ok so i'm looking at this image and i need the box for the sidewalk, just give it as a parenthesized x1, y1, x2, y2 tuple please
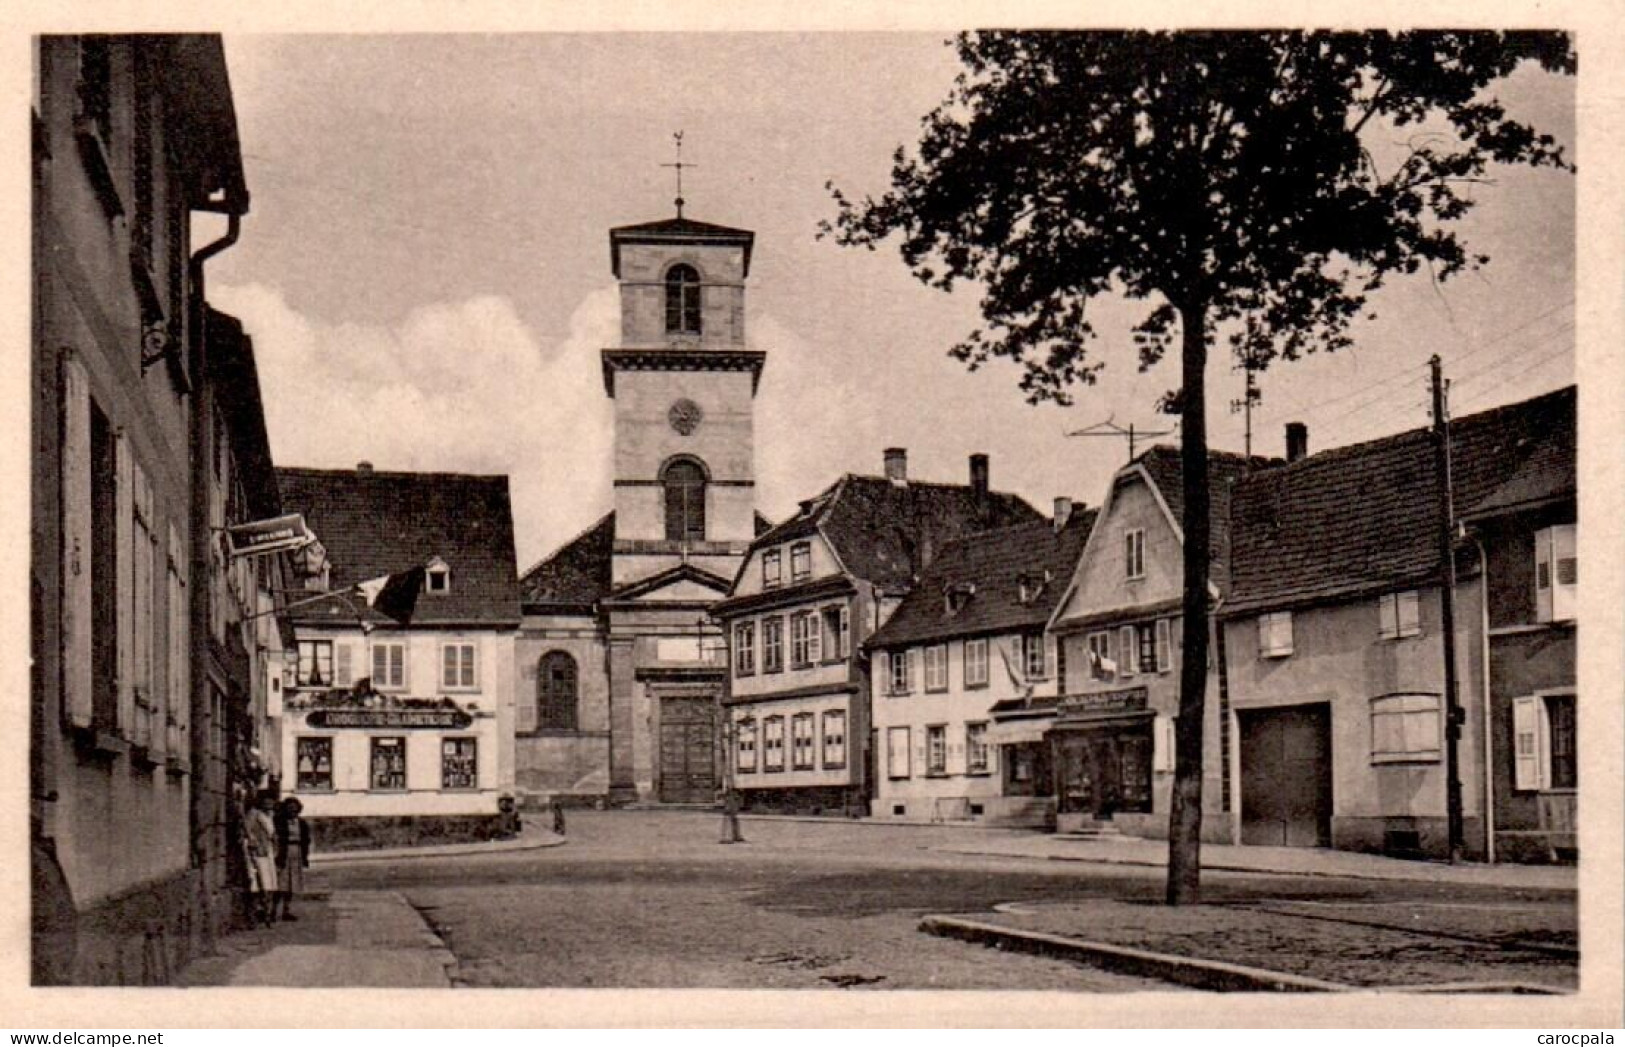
(923, 895, 1578, 992)
(311, 823, 566, 866)
(176, 890, 457, 987)
(932, 830, 1577, 891)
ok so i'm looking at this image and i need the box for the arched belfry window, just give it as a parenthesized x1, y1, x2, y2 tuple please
(663, 457, 707, 542)
(538, 651, 578, 731)
(665, 264, 702, 335)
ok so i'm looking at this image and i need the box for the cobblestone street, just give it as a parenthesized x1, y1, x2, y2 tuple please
(286, 810, 1578, 991)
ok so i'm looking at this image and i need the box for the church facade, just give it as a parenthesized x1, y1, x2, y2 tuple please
(515, 214, 769, 806)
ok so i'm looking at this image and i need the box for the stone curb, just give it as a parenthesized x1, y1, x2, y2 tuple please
(311, 832, 567, 866)
(920, 914, 1356, 993)
(937, 846, 1579, 893)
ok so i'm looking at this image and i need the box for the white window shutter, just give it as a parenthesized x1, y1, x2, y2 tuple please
(1535, 697, 1553, 791)
(60, 353, 94, 728)
(335, 643, 353, 687)
(1119, 625, 1136, 677)
(396, 644, 408, 690)
(1552, 524, 1576, 622)
(1512, 695, 1543, 791)
(1156, 619, 1172, 673)
(1153, 714, 1175, 773)
(1378, 594, 1396, 639)
(115, 430, 134, 733)
(1534, 529, 1553, 623)
(1399, 591, 1421, 637)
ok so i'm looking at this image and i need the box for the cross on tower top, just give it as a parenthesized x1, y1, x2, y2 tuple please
(660, 131, 698, 219)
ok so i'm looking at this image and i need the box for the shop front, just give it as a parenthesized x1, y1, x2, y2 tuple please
(1047, 687, 1156, 833)
(282, 687, 508, 850)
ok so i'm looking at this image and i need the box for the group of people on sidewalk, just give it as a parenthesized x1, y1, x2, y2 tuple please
(244, 793, 312, 926)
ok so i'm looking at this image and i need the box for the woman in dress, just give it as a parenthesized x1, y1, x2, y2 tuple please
(274, 797, 312, 921)
(244, 791, 279, 927)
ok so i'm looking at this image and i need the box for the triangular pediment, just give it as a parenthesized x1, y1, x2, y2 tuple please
(608, 563, 733, 604)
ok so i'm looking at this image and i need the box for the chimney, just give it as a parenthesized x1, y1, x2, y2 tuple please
(969, 453, 989, 501)
(1285, 422, 1308, 464)
(1053, 496, 1073, 532)
(883, 447, 908, 486)
(356, 460, 374, 476)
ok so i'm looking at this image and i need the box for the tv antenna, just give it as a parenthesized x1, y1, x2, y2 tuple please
(1066, 415, 1174, 463)
(1230, 350, 1264, 460)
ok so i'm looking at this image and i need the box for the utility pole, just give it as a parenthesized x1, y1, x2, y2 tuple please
(1430, 355, 1465, 864)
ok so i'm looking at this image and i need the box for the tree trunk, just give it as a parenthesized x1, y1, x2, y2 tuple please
(1166, 298, 1210, 907)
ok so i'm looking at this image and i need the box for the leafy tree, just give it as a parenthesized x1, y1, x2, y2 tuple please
(826, 30, 1573, 904)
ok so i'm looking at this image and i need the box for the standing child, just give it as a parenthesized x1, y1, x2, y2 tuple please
(274, 797, 312, 921)
(244, 792, 279, 927)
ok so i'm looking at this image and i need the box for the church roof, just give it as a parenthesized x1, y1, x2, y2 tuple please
(520, 510, 774, 614)
(609, 216, 756, 278)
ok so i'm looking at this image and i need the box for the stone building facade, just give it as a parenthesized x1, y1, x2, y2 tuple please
(516, 215, 767, 806)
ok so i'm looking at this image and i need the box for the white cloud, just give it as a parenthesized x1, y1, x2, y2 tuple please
(212, 283, 618, 569)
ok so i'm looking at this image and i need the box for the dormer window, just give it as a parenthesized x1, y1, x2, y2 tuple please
(665, 263, 702, 335)
(425, 558, 450, 594)
(944, 582, 975, 615)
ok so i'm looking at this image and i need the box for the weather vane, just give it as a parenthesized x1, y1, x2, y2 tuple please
(661, 131, 697, 218)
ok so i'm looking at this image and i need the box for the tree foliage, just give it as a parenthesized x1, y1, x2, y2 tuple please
(826, 30, 1573, 904)
(826, 30, 1573, 405)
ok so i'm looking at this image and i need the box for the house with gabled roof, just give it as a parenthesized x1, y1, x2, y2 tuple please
(1043, 445, 1271, 841)
(1221, 386, 1573, 861)
(709, 449, 1044, 814)
(866, 501, 1094, 826)
(275, 464, 522, 847)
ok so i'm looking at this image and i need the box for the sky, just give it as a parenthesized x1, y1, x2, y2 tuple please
(206, 33, 1577, 570)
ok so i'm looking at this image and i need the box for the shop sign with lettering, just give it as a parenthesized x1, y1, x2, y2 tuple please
(306, 708, 473, 730)
(1058, 687, 1148, 717)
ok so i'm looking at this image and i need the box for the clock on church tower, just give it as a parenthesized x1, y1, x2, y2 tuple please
(601, 213, 766, 587)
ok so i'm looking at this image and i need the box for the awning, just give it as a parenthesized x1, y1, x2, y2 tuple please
(986, 718, 1053, 745)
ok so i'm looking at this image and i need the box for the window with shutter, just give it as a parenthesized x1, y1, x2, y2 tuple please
(1511, 695, 1545, 791)
(1118, 625, 1136, 677)
(1259, 612, 1294, 657)
(887, 726, 911, 779)
(1534, 525, 1576, 624)
(61, 353, 95, 729)
(335, 643, 354, 687)
(1155, 619, 1172, 673)
(1153, 714, 1176, 773)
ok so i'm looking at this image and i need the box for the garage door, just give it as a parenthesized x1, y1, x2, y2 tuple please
(659, 695, 718, 803)
(1240, 704, 1332, 847)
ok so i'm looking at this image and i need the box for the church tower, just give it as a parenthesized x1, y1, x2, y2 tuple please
(602, 216, 765, 586)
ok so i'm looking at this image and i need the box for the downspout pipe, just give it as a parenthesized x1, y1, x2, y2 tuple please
(186, 207, 242, 896)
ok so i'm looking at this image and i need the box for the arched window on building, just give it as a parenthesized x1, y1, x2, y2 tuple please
(538, 651, 578, 731)
(663, 457, 707, 542)
(665, 264, 702, 335)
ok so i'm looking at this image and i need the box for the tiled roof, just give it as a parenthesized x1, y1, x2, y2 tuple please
(868, 509, 1096, 650)
(1225, 385, 1575, 615)
(751, 474, 1045, 591)
(520, 511, 774, 613)
(1134, 445, 1273, 595)
(1462, 400, 1576, 520)
(519, 513, 616, 612)
(276, 466, 521, 626)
